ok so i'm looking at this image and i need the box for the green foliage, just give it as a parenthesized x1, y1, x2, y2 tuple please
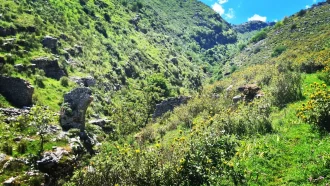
(30, 106, 54, 154)
(60, 76, 69, 87)
(250, 30, 267, 43)
(271, 46, 287, 57)
(297, 83, 330, 131)
(238, 43, 246, 51)
(297, 9, 307, 16)
(0, 64, 14, 76)
(274, 21, 283, 28)
(1, 143, 13, 155)
(271, 65, 303, 108)
(68, 130, 243, 185)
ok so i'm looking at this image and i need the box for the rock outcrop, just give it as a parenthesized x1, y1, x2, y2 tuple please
(71, 76, 96, 87)
(31, 57, 66, 80)
(42, 36, 58, 52)
(0, 27, 16, 37)
(0, 76, 34, 107)
(153, 96, 191, 119)
(60, 88, 93, 131)
(234, 84, 264, 103)
(37, 147, 75, 181)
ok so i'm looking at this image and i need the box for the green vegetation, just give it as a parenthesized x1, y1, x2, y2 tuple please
(250, 30, 267, 43)
(1, 0, 330, 185)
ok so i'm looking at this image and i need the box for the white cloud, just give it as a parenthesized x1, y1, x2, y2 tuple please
(212, 3, 225, 15)
(225, 8, 235, 19)
(313, 0, 316, 3)
(248, 14, 267, 22)
(305, 5, 310, 9)
(219, 0, 228, 4)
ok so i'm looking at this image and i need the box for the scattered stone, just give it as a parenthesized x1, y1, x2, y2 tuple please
(153, 96, 191, 119)
(226, 85, 233, 92)
(31, 57, 66, 80)
(14, 64, 25, 72)
(233, 95, 243, 103)
(0, 108, 30, 117)
(89, 119, 111, 128)
(13, 136, 22, 142)
(3, 177, 16, 186)
(0, 76, 34, 107)
(60, 88, 93, 131)
(71, 77, 96, 87)
(130, 14, 141, 25)
(2, 158, 27, 173)
(0, 154, 7, 167)
(42, 36, 58, 52)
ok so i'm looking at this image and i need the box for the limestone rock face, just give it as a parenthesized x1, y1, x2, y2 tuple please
(31, 57, 66, 80)
(37, 147, 74, 181)
(153, 96, 191, 119)
(0, 26, 16, 37)
(42, 36, 58, 52)
(0, 76, 34, 107)
(71, 76, 96, 87)
(234, 84, 264, 103)
(60, 88, 93, 131)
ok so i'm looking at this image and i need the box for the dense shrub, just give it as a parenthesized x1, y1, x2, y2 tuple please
(68, 130, 244, 185)
(271, 66, 303, 108)
(250, 30, 267, 43)
(271, 46, 287, 57)
(238, 43, 246, 51)
(297, 9, 307, 16)
(60, 76, 69, 87)
(297, 83, 330, 131)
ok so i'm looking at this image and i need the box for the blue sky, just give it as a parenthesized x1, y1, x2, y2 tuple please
(200, 0, 325, 24)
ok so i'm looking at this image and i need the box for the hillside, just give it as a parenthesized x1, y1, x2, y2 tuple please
(1, 0, 330, 185)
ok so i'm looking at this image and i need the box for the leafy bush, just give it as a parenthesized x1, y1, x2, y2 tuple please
(291, 23, 297, 30)
(297, 9, 307, 16)
(238, 43, 246, 51)
(17, 141, 28, 154)
(1, 143, 13, 155)
(68, 130, 244, 185)
(34, 75, 45, 88)
(250, 30, 267, 43)
(319, 66, 330, 85)
(60, 76, 69, 87)
(271, 46, 287, 57)
(297, 83, 330, 131)
(271, 66, 303, 108)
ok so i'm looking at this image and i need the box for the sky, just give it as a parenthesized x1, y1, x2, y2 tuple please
(200, 0, 325, 24)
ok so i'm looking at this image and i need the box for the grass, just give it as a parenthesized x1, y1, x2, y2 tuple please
(236, 73, 330, 185)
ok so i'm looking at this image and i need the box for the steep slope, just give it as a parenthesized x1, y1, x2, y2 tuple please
(233, 20, 275, 34)
(231, 2, 330, 69)
(0, 0, 239, 184)
(63, 2, 330, 186)
(0, 0, 237, 108)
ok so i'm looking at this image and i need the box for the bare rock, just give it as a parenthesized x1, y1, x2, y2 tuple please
(71, 76, 96, 87)
(0, 76, 34, 107)
(31, 57, 66, 80)
(42, 36, 58, 52)
(153, 96, 191, 119)
(3, 177, 17, 186)
(60, 88, 93, 131)
(233, 95, 243, 104)
(37, 147, 74, 180)
(0, 27, 16, 37)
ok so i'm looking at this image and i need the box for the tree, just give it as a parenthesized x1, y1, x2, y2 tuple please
(30, 106, 53, 155)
